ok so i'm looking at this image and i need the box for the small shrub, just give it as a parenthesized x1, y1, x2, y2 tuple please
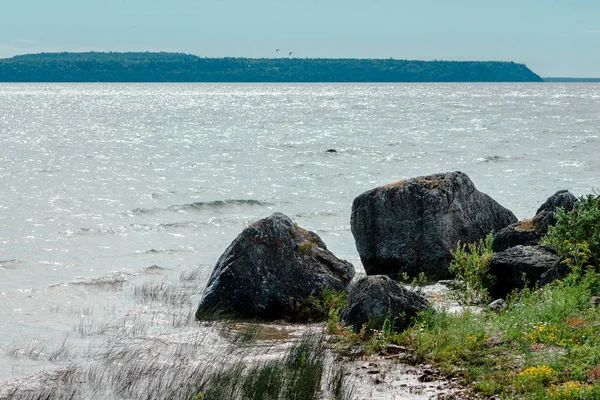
(399, 271, 429, 288)
(448, 233, 494, 304)
(410, 272, 428, 287)
(515, 365, 558, 391)
(541, 194, 600, 275)
(293, 289, 347, 323)
(298, 241, 313, 255)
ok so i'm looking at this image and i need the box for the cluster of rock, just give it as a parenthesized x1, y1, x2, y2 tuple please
(349, 172, 576, 300)
(487, 190, 577, 298)
(195, 171, 578, 332)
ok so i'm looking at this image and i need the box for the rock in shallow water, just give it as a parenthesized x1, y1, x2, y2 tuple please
(341, 275, 429, 332)
(196, 212, 355, 320)
(351, 171, 517, 280)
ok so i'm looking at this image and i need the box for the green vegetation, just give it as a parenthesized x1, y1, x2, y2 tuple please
(398, 272, 600, 398)
(448, 232, 495, 304)
(541, 193, 600, 273)
(328, 273, 600, 398)
(298, 241, 314, 256)
(0, 52, 543, 82)
(401, 271, 429, 287)
(193, 333, 353, 400)
(292, 288, 348, 325)
(392, 195, 600, 398)
(321, 194, 600, 398)
(194, 336, 321, 400)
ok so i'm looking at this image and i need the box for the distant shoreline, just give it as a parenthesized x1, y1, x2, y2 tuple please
(544, 77, 600, 82)
(0, 52, 543, 83)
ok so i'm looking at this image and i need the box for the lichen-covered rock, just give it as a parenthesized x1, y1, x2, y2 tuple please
(351, 171, 517, 280)
(196, 212, 355, 320)
(488, 245, 560, 299)
(341, 275, 429, 332)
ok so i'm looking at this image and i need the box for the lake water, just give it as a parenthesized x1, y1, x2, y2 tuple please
(1, 83, 599, 394)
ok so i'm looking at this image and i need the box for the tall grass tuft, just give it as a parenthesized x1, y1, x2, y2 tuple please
(193, 334, 329, 400)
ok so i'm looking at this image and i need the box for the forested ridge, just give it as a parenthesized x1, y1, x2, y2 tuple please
(0, 52, 543, 82)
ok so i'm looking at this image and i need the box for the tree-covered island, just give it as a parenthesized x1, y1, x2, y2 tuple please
(0, 52, 543, 82)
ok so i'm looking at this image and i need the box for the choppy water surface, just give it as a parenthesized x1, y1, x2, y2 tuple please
(1, 83, 599, 395)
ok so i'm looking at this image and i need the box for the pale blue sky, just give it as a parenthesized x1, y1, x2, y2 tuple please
(1, 0, 599, 77)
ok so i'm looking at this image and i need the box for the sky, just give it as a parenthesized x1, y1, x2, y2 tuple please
(1, 0, 599, 77)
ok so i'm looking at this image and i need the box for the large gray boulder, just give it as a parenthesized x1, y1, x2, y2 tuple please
(341, 275, 429, 332)
(351, 171, 517, 280)
(492, 190, 577, 252)
(196, 213, 355, 320)
(488, 245, 560, 299)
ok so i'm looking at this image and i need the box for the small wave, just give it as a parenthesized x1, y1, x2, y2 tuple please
(49, 272, 129, 288)
(69, 221, 198, 236)
(478, 155, 509, 163)
(142, 265, 169, 274)
(559, 161, 585, 168)
(295, 210, 337, 218)
(127, 221, 198, 230)
(135, 247, 197, 255)
(48, 264, 170, 288)
(129, 199, 269, 215)
(158, 221, 195, 228)
(169, 199, 269, 211)
(73, 227, 111, 235)
(129, 207, 159, 215)
(316, 225, 351, 233)
(0, 259, 20, 269)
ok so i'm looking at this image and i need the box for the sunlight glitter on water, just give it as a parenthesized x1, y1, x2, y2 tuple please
(1, 83, 599, 387)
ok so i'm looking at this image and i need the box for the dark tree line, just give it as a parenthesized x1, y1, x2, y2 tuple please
(0, 52, 543, 82)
